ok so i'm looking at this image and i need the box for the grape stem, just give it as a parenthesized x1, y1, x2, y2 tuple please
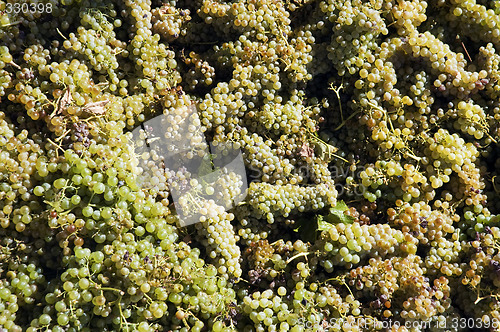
(329, 82, 344, 123)
(492, 176, 499, 193)
(333, 109, 361, 131)
(47, 138, 65, 157)
(324, 275, 354, 298)
(270, 239, 284, 246)
(0, 21, 21, 27)
(285, 251, 311, 265)
(8, 61, 20, 69)
(116, 293, 130, 331)
(473, 285, 499, 304)
(368, 101, 422, 161)
(95, 286, 125, 296)
(56, 28, 67, 40)
(486, 132, 498, 144)
(307, 133, 348, 163)
(55, 129, 72, 142)
(457, 35, 472, 62)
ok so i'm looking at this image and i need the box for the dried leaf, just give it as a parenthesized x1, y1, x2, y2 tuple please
(299, 142, 314, 158)
(310, 135, 338, 161)
(55, 87, 73, 115)
(82, 100, 109, 114)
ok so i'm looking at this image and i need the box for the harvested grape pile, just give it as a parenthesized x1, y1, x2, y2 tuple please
(2, 0, 500, 331)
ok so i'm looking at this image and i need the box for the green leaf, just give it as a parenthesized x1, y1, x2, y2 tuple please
(324, 200, 355, 225)
(317, 214, 334, 231)
(198, 153, 215, 177)
(293, 201, 354, 242)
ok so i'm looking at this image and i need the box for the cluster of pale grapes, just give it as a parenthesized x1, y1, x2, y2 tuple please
(2, 0, 500, 331)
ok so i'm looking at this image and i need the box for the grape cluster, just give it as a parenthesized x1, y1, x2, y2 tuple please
(152, 4, 191, 43)
(316, 223, 410, 270)
(246, 182, 337, 223)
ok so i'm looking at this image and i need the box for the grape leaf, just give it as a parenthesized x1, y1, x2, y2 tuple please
(82, 100, 109, 114)
(54, 86, 73, 116)
(320, 200, 354, 228)
(317, 214, 333, 232)
(293, 201, 354, 242)
(298, 142, 314, 158)
(198, 153, 217, 177)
